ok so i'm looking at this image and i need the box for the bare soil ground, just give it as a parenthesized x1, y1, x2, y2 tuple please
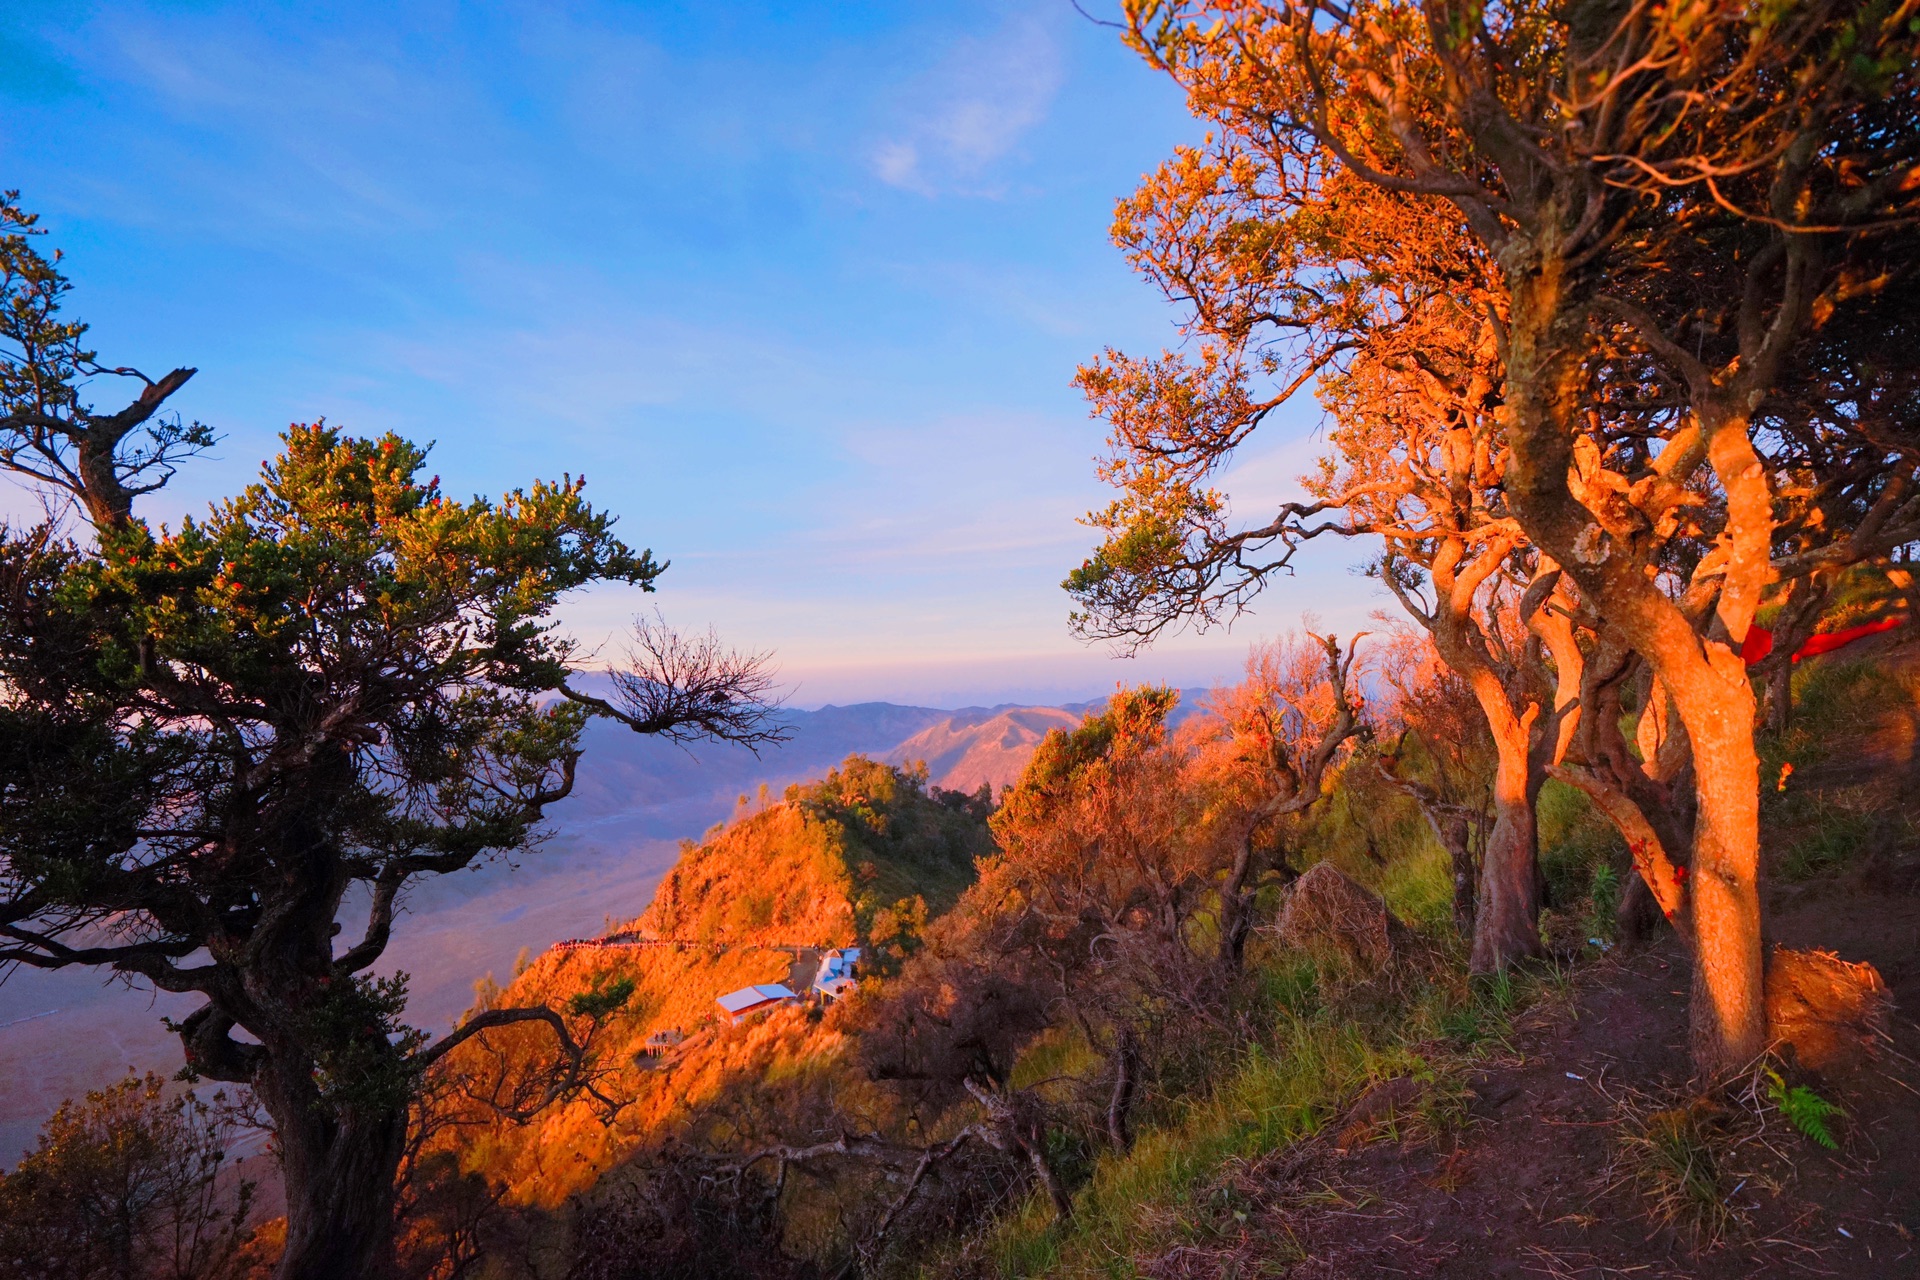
(1148, 647, 1920, 1280)
(1261, 908, 1920, 1280)
(1148, 895, 1920, 1279)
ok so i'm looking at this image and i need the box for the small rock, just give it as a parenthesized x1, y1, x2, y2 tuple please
(1766, 945, 1892, 1072)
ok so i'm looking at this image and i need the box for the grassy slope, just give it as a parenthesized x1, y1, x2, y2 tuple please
(962, 644, 1920, 1279)
(965, 824, 1552, 1278)
(456, 647, 1920, 1272)
(918, 713, 1635, 1277)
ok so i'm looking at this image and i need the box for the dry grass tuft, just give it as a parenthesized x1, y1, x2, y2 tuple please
(1605, 1065, 1805, 1247)
(1274, 861, 1419, 978)
(1620, 1096, 1739, 1241)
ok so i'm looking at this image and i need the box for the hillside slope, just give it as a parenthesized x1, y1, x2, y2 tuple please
(435, 755, 993, 1206)
(0, 698, 1064, 1160)
(966, 645, 1920, 1279)
(639, 755, 990, 947)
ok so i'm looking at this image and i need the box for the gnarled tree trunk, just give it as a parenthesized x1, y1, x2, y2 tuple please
(1440, 697, 1541, 974)
(1106, 1024, 1138, 1153)
(1660, 646, 1767, 1073)
(264, 1082, 408, 1280)
(1503, 269, 1770, 1073)
(1470, 718, 1545, 973)
(1217, 821, 1261, 972)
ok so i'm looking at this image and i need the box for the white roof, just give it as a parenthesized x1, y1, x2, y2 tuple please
(716, 984, 798, 1014)
(815, 975, 857, 999)
(821, 947, 862, 975)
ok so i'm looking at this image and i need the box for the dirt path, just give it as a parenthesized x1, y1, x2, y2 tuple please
(1173, 884, 1920, 1280)
(784, 947, 823, 993)
(1137, 649, 1920, 1278)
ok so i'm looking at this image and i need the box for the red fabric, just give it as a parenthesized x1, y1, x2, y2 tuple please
(1791, 615, 1902, 662)
(1740, 615, 1906, 668)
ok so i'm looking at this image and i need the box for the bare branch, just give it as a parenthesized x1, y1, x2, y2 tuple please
(415, 1004, 583, 1074)
(565, 611, 789, 751)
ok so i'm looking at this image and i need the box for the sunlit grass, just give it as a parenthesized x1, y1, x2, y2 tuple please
(1758, 656, 1920, 881)
(970, 956, 1547, 1280)
(951, 832, 1567, 1280)
(1375, 836, 1454, 929)
(1537, 778, 1626, 915)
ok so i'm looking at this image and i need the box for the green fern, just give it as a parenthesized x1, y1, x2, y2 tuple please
(1765, 1070, 1841, 1149)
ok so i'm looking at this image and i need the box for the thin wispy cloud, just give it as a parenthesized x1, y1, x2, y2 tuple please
(870, 9, 1064, 196)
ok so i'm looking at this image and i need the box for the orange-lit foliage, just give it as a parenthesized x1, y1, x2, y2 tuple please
(859, 655, 1362, 1164)
(1116, 0, 1920, 1074)
(643, 755, 985, 956)
(1065, 36, 1574, 972)
(1369, 627, 1497, 933)
(1182, 633, 1368, 966)
(981, 685, 1203, 970)
(421, 757, 989, 1212)
(421, 656, 1388, 1270)
(1188, 634, 1362, 817)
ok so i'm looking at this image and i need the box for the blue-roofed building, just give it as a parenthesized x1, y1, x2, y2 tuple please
(814, 974, 858, 1002)
(715, 983, 798, 1025)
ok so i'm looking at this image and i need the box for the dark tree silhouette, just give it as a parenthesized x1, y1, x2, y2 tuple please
(0, 199, 785, 1280)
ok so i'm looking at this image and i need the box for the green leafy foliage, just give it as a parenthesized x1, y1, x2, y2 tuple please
(1537, 779, 1627, 911)
(1, 412, 681, 1270)
(791, 755, 990, 944)
(0, 1074, 257, 1280)
(1766, 1070, 1842, 1149)
(640, 755, 990, 968)
(568, 975, 638, 1023)
(300, 973, 430, 1113)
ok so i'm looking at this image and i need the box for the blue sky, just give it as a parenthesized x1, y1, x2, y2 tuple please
(1, 0, 1377, 707)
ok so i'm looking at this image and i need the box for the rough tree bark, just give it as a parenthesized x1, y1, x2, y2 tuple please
(1503, 255, 1769, 1071)
(1409, 537, 1552, 974)
(964, 1078, 1073, 1222)
(266, 1079, 409, 1278)
(1470, 706, 1544, 973)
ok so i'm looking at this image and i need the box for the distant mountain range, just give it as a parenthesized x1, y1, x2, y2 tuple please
(563, 686, 1213, 831)
(884, 704, 1087, 792)
(0, 690, 1213, 1160)
(560, 697, 1111, 839)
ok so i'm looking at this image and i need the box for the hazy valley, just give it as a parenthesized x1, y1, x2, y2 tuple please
(0, 695, 1117, 1158)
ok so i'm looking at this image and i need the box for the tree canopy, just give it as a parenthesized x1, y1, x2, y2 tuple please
(0, 196, 783, 1280)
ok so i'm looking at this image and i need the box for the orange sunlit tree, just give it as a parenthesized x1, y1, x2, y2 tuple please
(1088, 0, 1920, 1074)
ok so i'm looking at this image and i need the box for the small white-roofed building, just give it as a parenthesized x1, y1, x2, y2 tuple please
(812, 948, 863, 1002)
(715, 983, 798, 1025)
